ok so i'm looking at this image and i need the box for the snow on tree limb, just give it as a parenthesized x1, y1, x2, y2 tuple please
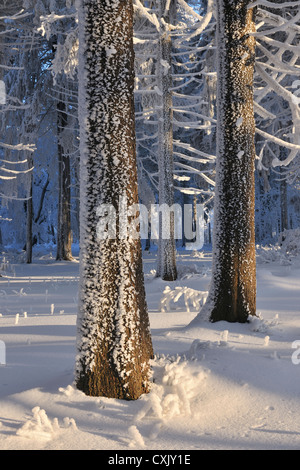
(254, 9, 300, 36)
(256, 63, 300, 111)
(253, 101, 276, 120)
(175, 161, 215, 186)
(174, 0, 214, 46)
(256, 128, 300, 152)
(0, 175, 16, 180)
(0, 142, 36, 152)
(133, 0, 160, 31)
(0, 193, 31, 201)
(256, 43, 300, 75)
(0, 166, 33, 175)
(176, 0, 204, 21)
(0, 9, 32, 21)
(249, 0, 300, 8)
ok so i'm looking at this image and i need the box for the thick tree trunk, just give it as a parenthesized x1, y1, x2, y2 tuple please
(210, 0, 257, 322)
(192, 0, 257, 324)
(156, 0, 177, 281)
(75, 0, 153, 400)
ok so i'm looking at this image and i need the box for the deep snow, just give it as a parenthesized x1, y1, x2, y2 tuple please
(0, 241, 300, 450)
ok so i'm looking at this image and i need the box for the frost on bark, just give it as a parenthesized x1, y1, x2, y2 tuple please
(75, 0, 153, 400)
(156, 0, 177, 282)
(196, 0, 257, 323)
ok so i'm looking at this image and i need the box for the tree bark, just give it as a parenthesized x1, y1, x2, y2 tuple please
(34, 176, 49, 224)
(75, 0, 153, 400)
(192, 0, 257, 324)
(56, 94, 73, 261)
(156, 0, 177, 281)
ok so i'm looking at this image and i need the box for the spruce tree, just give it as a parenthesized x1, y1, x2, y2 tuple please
(75, 0, 153, 399)
(192, 0, 257, 324)
(156, 0, 177, 281)
(210, 0, 257, 322)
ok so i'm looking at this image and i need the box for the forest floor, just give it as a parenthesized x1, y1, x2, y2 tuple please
(0, 240, 300, 450)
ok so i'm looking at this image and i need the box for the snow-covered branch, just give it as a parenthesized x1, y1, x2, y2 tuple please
(133, 0, 160, 31)
(0, 142, 36, 152)
(249, 0, 300, 9)
(256, 128, 300, 151)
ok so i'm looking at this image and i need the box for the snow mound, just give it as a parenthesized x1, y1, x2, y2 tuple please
(0, 254, 16, 277)
(187, 338, 219, 358)
(176, 262, 211, 280)
(177, 263, 209, 280)
(159, 286, 208, 312)
(278, 228, 300, 256)
(136, 356, 208, 423)
(128, 425, 145, 448)
(257, 228, 300, 265)
(256, 245, 289, 265)
(248, 312, 280, 334)
(16, 406, 77, 442)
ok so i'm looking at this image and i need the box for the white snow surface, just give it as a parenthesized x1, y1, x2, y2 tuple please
(0, 242, 300, 450)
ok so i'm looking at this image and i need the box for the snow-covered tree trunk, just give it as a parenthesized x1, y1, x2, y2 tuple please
(156, 0, 177, 281)
(194, 0, 257, 323)
(56, 93, 73, 261)
(75, 0, 153, 399)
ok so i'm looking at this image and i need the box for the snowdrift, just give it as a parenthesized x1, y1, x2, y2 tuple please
(0, 236, 300, 450)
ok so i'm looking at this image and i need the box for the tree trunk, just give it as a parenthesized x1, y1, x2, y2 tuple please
(280, 168, 288, 233)
(75, 0, 153, 400)
(193, 0, 257, 324)
(26, 152, 33, 264)
(0, 16, 4, 252)
(156, 0, 177, 281)
(34, 176, 49, 224)
(56, 94, 73, 261)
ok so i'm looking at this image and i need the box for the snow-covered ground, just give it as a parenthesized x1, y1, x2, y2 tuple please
(0, 240, 300, 450)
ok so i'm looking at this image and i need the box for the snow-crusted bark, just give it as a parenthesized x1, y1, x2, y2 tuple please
(75, 0, 153, 399)
(192, 0, 257, 323)
(156, 0, 177, 281)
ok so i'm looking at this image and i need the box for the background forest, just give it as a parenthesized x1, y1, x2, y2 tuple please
(1, 0, 300, 263)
